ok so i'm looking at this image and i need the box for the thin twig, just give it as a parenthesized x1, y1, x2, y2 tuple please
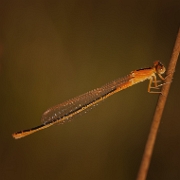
(136, 28, 180, 180)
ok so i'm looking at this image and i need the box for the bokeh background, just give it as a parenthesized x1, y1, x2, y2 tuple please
(0, 1, 180, 180)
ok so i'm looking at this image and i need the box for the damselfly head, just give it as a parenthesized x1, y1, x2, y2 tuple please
(154, 61, 166, 74)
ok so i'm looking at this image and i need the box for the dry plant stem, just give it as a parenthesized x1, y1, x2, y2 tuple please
(136, 28, 180, 180)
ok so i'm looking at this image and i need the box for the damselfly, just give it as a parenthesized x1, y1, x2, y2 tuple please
(12, 61, 166, 139)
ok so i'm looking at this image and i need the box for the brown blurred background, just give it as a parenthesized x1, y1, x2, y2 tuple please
(0, 1, 180, 180)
